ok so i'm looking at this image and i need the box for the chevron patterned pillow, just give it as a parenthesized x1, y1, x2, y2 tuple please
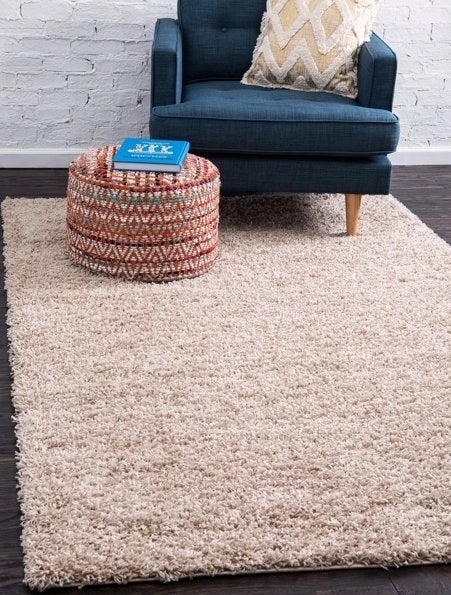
(241, 0, 380, 98)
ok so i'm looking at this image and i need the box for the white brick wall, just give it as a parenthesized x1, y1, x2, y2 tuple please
(375, 0, 451, 150)
(0, 0, 450, 156)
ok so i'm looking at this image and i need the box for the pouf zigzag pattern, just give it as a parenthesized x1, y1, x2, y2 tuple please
(66, 146, 220, 282)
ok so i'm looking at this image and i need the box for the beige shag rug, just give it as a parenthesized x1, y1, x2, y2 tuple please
(2, 193, 451, 591)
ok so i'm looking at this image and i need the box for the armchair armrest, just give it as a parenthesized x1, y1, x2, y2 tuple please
(357, 33, 397, 111)
(151, 18, 183, 109)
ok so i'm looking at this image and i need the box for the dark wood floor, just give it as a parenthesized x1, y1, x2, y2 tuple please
(0, 167, 450, 595)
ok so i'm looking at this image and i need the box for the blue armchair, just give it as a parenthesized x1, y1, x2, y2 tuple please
(150, 0, 400, 235)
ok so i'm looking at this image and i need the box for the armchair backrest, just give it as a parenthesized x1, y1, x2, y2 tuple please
(178, 0, 266, 83)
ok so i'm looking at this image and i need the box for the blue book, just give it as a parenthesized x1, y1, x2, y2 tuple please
(113, 138, 190, 173)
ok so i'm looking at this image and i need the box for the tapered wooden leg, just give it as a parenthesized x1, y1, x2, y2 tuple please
(345, 194, 362, 236)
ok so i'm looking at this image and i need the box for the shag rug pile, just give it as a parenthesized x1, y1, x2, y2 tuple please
(2, 194, 451, 591)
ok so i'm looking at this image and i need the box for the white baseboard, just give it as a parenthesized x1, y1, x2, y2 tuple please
(389, 147, 451, 166)
(0, 148, 86, 168)
(0, 146, 450, 168)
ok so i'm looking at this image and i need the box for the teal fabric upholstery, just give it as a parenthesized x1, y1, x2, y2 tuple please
(150, 18, 183, 108)
(151, 81, 399, 157)
(150, 2, 400, 195)
(198, 154, 393, 195)
(358, 33, 398, 110)
(178, 0, 266, 82)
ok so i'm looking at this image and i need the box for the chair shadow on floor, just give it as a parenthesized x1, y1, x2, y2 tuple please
(219, 192, 349, 238)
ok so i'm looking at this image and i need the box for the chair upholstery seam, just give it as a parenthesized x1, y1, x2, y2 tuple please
(151, 112, 399, 125)
(190, 148, 394, 156)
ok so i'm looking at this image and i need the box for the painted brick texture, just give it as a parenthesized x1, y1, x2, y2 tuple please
(0, 0, 450, 150)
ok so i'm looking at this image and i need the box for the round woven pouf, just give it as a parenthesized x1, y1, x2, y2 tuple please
(66, 146, 220, 282)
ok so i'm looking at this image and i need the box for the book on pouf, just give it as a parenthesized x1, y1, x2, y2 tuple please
(113, 138, 190, 173)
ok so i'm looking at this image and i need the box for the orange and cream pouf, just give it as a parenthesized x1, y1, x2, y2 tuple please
(66, 146, 220, 282)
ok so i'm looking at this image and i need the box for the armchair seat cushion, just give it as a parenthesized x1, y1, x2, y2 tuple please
(150, 80, 399, 157)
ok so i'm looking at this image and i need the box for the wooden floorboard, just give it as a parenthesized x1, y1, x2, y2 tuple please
(0, 166, 449, 594)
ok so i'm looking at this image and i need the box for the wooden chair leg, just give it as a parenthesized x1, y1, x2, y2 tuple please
(345, 194, 362, 236)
